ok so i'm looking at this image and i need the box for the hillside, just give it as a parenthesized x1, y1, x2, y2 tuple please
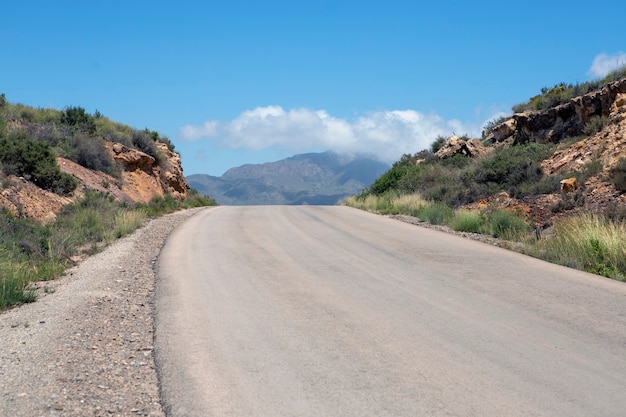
(0, 97, 215, 310)
(348, 68, 626, 280)
(0, 99, 192, 222)
(188, 152, 390, 205)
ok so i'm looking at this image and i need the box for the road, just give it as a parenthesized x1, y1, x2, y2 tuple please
(155, 206, 626, 416)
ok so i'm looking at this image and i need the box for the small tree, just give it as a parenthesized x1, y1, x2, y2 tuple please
(61, 106, 96, 135)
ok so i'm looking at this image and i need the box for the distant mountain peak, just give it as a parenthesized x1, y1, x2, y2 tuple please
(187, 152, 389, 205)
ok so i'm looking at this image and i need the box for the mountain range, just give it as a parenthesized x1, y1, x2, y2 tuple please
(187, 152, 390, 205)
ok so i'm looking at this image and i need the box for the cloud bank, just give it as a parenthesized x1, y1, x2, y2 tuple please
(179, 106, 482, 163)
(588, 52, 626, 79)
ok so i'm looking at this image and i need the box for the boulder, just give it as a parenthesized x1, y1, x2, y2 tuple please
(435, 135, 488, 159)
(484, 118, 516, 143)
(108, 143, 156, 171)
(560, 177, 579, 193)
(610, 92, 626, 121)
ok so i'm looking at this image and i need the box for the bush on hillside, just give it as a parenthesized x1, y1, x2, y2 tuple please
(71, 136, 119, 176)
(610, 157, 626, 192)
(430, 135, 447, 153)
(0, 134, 77, 195)
(470, 142, 553, 198)
(369, 154, 417, 195)
(583, 115, 612, 136)
(61, 106, 96, 134)
(132, 130, 162, 164)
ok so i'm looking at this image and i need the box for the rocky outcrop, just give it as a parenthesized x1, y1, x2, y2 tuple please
(486, 78, 626, 145)
(611, 92, 626, 122)
(435, 135, 489, 159)
(110, 143, 155, 171)
(542, 94, 626, 176)
(155, 143, 189, 197)
(103, 141, 190, 204)
(0, 139, 190, 223)
(486, 119, 516, 143)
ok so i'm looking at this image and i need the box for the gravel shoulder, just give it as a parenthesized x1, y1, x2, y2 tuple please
(0, 207, 205, 417)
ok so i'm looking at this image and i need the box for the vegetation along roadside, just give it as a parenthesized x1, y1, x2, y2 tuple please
(0, 95, 217, 310)
(345, 65, 626, 282)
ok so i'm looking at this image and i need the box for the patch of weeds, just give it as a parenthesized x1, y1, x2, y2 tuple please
(583, 115, 611, 135)
(610, 157, 626, 192)
(450, 210, 484, 233)
(417, 203, 454, 225)
(483, 209, 528, 239)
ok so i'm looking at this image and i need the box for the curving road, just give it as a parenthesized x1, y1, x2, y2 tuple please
(155, 206, 626, 416)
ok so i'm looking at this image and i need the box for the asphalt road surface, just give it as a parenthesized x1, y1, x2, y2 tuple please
(155, 206, 626, 416)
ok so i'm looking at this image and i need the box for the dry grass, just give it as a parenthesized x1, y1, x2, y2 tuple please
(114, 209, 147, 238)
(533, 214, 626, 279)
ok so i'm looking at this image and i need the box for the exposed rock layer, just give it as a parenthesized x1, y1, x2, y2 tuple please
(0, 140, 190, 223)
(485, 78, 626, 145)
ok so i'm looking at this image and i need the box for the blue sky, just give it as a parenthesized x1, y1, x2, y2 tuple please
(1, 1, 625, 176)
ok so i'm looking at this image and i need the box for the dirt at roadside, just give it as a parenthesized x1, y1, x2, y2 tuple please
(0, 208, 203, 417)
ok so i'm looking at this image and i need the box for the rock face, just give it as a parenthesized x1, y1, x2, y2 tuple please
(536, 90, 626, 214)
(486, 78, 626, 145)
(155, 143, 188, 197)
(435, 135, 489, 159)
(110, 143, 155, 171)
(105, 141, 190, 203)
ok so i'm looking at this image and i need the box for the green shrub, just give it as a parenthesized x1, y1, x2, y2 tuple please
(472, 142, 553, 198)
(142, 194, 179, 216)
(483, 209, 528, 239)
(450, 210, 484, 233)
(16, 104, 37, 123)
(183, 188, 217, 207)
(0, 248, 36, 309)
(430, 135, 447, 153)
(0, 207, 49, 257)
(583, 115, 611, 135)
(576, 160, 603, 185)
(369, 157, 414, 195)
(132, 130, 162, 163)
(417, 203, 454, 225)
(0, 134, 77, 195)
(610, 157, 626, 192)
(72, 136, 118, 176)
(95, 117, 133, 146)
(61, 106, 96, 134)
(24, 123, 72, 150)
(159, 136, 175, 151)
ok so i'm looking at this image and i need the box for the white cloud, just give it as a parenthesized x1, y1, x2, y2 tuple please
(178, 106, 480, 163)
(588, 52, 626, 79)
